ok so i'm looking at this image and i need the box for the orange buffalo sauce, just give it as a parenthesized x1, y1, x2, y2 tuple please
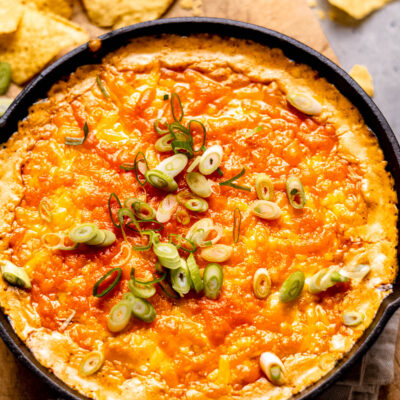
(10, 63, 364, 392)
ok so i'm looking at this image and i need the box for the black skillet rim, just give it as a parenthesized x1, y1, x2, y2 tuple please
(1, 17, 400, 400)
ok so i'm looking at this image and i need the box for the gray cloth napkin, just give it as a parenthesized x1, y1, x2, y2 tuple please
(321, 309, 400, 400)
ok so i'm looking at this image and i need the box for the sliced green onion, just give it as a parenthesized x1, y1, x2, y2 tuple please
(343, 311, 365, 327)
(131, 297, 156, 322)
(153, 242, 181, 269)
(260, 352, 285, 385)
(233, 208, 241, 244)
(42, 232, 79, 251)
(145, 169, 178, 192)
(217, 168, 223, 177)
(117, 207, 140, 240)
(86, 229, 106, 246)
(1, 261, 31, 289)
(188, 120, 207, 153)
(38, 200, 53, 223)
(199, 145, 223, 175)
(129, 279, 156, 298)
(169, 233, 197, 253)
(286, 177, 306, 209)
(176, 209, 190, 225)
(255, 173, 274, 201)
(187, 156, 201, 173)
(157, 154, 188, 178)
(126, 219, 164, 233)
(130, 230, 154, 251)
(65, 122, 89, 146)
(163, 94, 169, 101)
(96, 75, 110, 98)
(341, 264, 370, 281)
(186, 218, 222, 247)
(124, 197, 140, 210)
(251, 200, 282, 220)
(122, 292, 136, 305)
(203, 263, 223, 299)
(96, 230, 116, 247)
(201, 244, 232, 263)
(219, 167, 251, 192)
(111, 242, 132, 267)
(79, 351, 104, 376)
(172, 140, 194, 159)
(107, 300, 132, 332)
(132, 201, 156, 221)
(159, 280, 180, 300)
(253, 268, 271, 299)
(108, 193, 122, 228)
(154, 118, 170, 135)
(155, 133, 174, 152)
(287, 92, 322, 115)
(92, 267, 122, 297)
(186, 172, 211, 198)
(308, 268, 348, 294)
(134, 152, 148, 187)
(134, 271, 167, 286)
(245, 125, 263, 139)
(279, 271, 305, 303)
(171, 93, 184, 122)
(184, 197, 209, 213)
(187, 253, 204, 293)
(0, 62, 11, 95)
(120, 163, 135, 171)
(156, 194, 178, 223)
(69, 223, 99, 243)
(171, 259, 191, 296)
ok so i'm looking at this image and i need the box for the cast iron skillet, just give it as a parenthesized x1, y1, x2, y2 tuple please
(0, 17, 399, 400)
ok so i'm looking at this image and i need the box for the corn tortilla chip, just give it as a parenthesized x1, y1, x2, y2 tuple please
(0, 0, 23, 34)
(21, 0, 73, 19)
(328, 0, 392, 19)
(0, 4, 88, 84)
(82, 0, 174, 28)
(349, 65, 374, 97)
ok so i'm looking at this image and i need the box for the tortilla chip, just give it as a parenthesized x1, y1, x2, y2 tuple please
(349, 65, 374, 97)
(0, 4, 88, 84)
(0, 0, 23, 34)
(21, 0, 73, 19)
(328, 0, 392, 19)
(82, 0, 174, 28)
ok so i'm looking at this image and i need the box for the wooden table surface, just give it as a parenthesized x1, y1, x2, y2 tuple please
(0, 0, 398, 398)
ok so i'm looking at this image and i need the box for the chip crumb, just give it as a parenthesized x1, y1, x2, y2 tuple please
(328, 0, 391, 20)
(349, 65, 374, 97)
(180, 0, 203, 16)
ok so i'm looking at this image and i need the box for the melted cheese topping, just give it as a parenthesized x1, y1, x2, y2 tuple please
(0, 35, 397, 400)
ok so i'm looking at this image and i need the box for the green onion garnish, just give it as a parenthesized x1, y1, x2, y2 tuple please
(159, 280, 180, 300)
(203, 263, 223, 299)
(108, 193, 122, 228)
(132, 268, 167, 286)
(155, 133, 174, 152)
(92, 267, 122, 298)
(187, 253, 204, 293)
(69, 223, 99, 243)
(171, 92, 184, 122)
(38, 199, 53, 223)
(255, 173, 274, 201)
(217, 167, 223, 177)
(157, 154, 188, 178)
(253, 268, 271, 299)
(107, 300, 132, 332)
(188, 119, 207, 153)
(170, 259, 191, 296)
(153, 242, 181, 269)
(154, 118, 170, 135)
(134, 152, 148, 187)
(279, 271, 305, 303)
(96, 75, 110, 98)
(65, 122, 89, 146)
(163, 94, 169, 100)
(118, 207, 140, 240)
(233, 207, 241, 243)
(1, 261, 31, 289)
(343, 311, 365, 327)
(129, 268, 156, 299)
(286, 176, 306, 209)
(184, 197, 209, 213)
(132, 201, 156, 221)
(168, 233, 197, 253)
(145, 169, 178, 192)
(120, 163, 135, 171)
(79, 351, 104, 376)
(245, 125, 263, 139)
(131, 297, 156, 322)
(219, 167, 251, 192)
(199, 145, 223, 175)
(176, 209, 190, 225)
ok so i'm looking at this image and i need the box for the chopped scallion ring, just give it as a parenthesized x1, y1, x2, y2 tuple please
(233, 208, 241, 244)
(188, 120, 207, 153)
(79, 351, 104, 376)
(255, 173, 274, 201)
(171, 93, 184, 122)
(186, 172, 211, 198)
(157, 154, 188, 178)
(107, 300, 132, 332)
(120, 163, 135, 171)
(86, 229, 106, 246)
(69, 223, 99, 243)
(131, 297, 156, 322)
(38, 199, 53, 223)
(287, 92, 322, 115)
(199, 145, 223, 175)
(131, 230, 154, 251)
(253, 268, 271, 299)
(286, 176, 306, 209)
(42, 232, 79, 251)
(169, 233, 197, 253)
(155, 133, 174, 152)
(279, 271, 305, 303)
(187, 156, 201, 173)
(65, 122, 89, 146)
(154, 118, 170, 135)
(1, 261, 31, 289)
(201, 244, 233, 263)
(96, 230, 116, 247)
(343, 311, 365, 327)
(92, 267, 122, 298)
(153, 242, 181, 269)
(132, 201, 156, 221)
(203, 263, 223, 299)
(219, 167, 251, 192)
(176, 209, 190, 225)
(251, 200, 282, 220)
(159, 280, 180, 299)
(129, 278, 156, 299)
(118, 207, 140, 239)
(260, 352, 286, 385)
(96, 75, 110, 98)
(134, 152, 149, 187)
(171, 259, 191, 296)
(108, 193, 122, 228)
(184, 197, 209, 213)
(156, 194, 178, 223)
(187, 253, 204, 293)
(341, 264, 370, 281)
(308, 268, 348, 294)
(145, 169, 178, 192)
